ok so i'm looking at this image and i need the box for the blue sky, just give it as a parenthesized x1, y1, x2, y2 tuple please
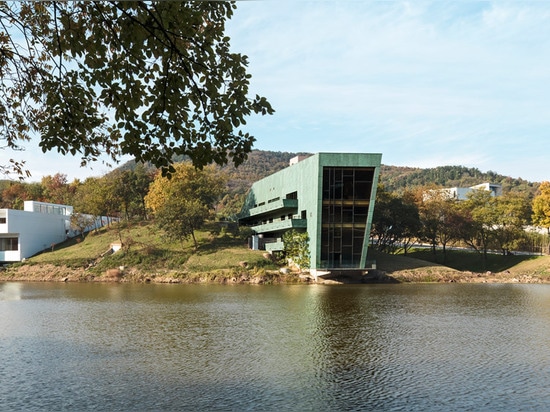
(226, 0, 550, 183)
(7, 1, 550, 183)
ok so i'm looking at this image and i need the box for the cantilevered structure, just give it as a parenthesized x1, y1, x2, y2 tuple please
(239, 152, 382, 279)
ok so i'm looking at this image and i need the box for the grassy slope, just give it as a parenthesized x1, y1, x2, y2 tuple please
(4, 221, 280, 282)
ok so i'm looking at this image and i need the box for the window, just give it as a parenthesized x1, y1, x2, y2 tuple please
(0, 237, 18, 251)
(0, 217, 6, 224)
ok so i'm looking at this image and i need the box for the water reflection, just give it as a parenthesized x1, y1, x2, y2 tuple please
(0, 282, 21, 300)
(0, 282, 549, 411)
(307, 284, 550, 410)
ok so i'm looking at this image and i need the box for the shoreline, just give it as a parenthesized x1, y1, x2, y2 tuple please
(1, 263, 549, 284)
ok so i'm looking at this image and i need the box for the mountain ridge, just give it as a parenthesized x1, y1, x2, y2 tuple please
(117, 150, 540, 196)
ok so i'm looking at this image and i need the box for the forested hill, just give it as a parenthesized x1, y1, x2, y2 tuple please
(117, 150, 310, 195)
(221, 152, 540, 196)
(217, 151, 311, 195)
(380, 164, 539, 195)
(118, 150, 540, 196)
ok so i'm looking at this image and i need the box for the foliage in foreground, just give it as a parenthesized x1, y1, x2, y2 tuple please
(0, 2, 273, 176)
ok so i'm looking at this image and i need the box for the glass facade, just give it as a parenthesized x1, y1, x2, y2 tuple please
(321, 167, 374, 268)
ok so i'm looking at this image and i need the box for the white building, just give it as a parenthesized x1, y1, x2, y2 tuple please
(0, 201, 74, 262)
(0, 200, 120, 262)
(440, 183, 502, 201)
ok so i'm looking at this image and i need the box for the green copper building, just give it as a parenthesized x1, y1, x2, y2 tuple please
(239, 152, 382, 279)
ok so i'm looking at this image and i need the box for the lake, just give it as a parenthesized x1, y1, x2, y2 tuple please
(1, 282, 549, 411)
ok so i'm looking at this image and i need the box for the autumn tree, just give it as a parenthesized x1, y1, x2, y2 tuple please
(145, 162, 225, 250)
(0, 182, 30, 209)
(532, 181, 550, 253)
(533, 182, 550, 232)
(41, 173, 78, 205)
(0, 2, 273, 176)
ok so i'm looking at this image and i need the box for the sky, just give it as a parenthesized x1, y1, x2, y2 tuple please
(4, 0, 550, 183)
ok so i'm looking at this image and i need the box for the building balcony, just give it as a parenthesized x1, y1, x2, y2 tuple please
(251, 218, 306, 234)
(265, 240, 284, 252)
(246, 198, 298, 219)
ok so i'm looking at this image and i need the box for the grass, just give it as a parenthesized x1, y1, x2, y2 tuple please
(403, 247, 544, 273)
(21, 220, 277, 276)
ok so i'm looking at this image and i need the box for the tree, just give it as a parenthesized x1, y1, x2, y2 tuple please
(371, 185, 421, 254)
(73, 177, 120, 227)
(460, 189, 498, 264)
(533, 182, 550, 232)
(408, 185, 470, 262)
(145, 162, 225, 250)
(120, 164, 155, 220)
(532, 181, 550, 253)
(0, 2, 273, 176)
(283, 229, 310, 270)
(217, 192, 246, 221)
(492, 192, 531, 255)
(41, 173, 77, 205)
(70, 212, 95, 239)
(104, 167, 154, 221)
(156, 198, 209, 250)
(415, 187, 451, 255)
(0, 182, 30, 209)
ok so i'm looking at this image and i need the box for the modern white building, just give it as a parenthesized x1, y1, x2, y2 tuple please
(440, 183, 502, 201)
(0, 201, 73, 262)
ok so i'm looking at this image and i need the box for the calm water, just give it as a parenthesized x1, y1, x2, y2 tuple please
(1, 282, 549, 411)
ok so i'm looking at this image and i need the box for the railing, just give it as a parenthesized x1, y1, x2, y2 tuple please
(246, 198, 298, 218)
(251, 218, 306, 234)
(265, 240, 284, 252)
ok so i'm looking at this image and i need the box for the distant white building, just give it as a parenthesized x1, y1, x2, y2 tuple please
(440, 183, 502, 201)
(0, 201, 72, 262)
(0, 201, 117, 262)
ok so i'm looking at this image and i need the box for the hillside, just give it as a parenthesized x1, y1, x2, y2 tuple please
(379, 164, 539, 195)
(117, 150, 541, 198)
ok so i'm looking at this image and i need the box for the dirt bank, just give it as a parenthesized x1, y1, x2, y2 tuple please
(2, 263, 548, 284)
(0, 264, 308, 284)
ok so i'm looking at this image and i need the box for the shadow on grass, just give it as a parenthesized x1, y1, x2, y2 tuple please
(196, 235, 246, 255)
(36, 235, 89, 255)
(404, 249, 539, 273)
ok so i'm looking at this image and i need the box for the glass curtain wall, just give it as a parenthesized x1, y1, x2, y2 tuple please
(321, 167, 374, 268)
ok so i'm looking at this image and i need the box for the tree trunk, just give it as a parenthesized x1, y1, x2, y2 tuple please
(191, 230, 198, 251)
